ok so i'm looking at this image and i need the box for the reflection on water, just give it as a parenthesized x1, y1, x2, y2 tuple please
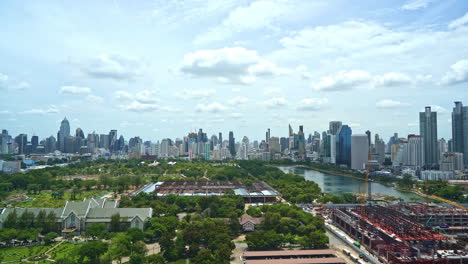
(277, 166, 419, 201)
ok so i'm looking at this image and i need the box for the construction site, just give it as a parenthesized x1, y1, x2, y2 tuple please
(330, 204, 468, 263)
(324, 149, 468, 263)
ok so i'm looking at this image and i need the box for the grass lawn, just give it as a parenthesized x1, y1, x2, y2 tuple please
(0, 244, 51, 262)
(13, 190, 107, 208)
(49, 242, 77, 260)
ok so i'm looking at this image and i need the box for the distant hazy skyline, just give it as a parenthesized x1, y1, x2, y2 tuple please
(1, 0, 468, 141)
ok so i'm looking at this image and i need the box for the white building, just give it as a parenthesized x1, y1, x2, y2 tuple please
(351, 134, 369, 170)
(440, 152, 464, 171)
(407, 135, 424, 169)
(420, 170, 456, 181)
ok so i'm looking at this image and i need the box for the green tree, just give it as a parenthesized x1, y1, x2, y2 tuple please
(76, 240, 108, 264)
(110, 213, 121, 232)
(3, 210, 18, 229)
(44, 232, 58, 245)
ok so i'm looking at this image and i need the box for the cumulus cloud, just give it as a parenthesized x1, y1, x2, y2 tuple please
(176, 88, 216, 99)
(448, 12, 468, 29)
(262, 97, 287, 108)
(76, 55, 144, 81)
(0, 73, 8, 89)
(229, 112, 243, 118)
(313, 70, 413, 91)
(401, 0, 433, 10)
(195, 102, 227, 113)
(228, 96, 249, 105)
(179, 47, 289, 85)
(440, 59, 468, 85)
(376, 99, 410, 109)
(60, 85, 92, 95)
(20, 105, 59, 115)
(15, 82, 30, 90)
(297, 98, 329, 111)
(194, 0, 326, 44)
(114, 90, 164, 112)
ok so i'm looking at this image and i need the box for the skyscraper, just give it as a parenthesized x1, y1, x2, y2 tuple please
(452, 101, 468, 166)
(266, 128, 270, 143)
(365, 130, 371, 147)
(329, 121, 342, 135)
(76, 128, 85, 139)
(420, 106, 438, 166)
(58, 117, 70, 152)
(336, 125, 352, 167)
(298, 125, 305, 156)
(228, 131, 235, 158)
(109, 130, 117, 151)
(407, 135, 424, 169)
(351, 134, 369, 170)
(218, 132, 223, 146)
(15, 134, 27, 154)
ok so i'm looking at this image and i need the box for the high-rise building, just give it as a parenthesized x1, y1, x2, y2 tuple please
(440, 152, 464, 171)
(228, 131, 235, 158)
(269, 137, 280, 155)
(218, 132, 222, 146)
(351, 134, 369, 171)
(31, 135, 39, 153)
(323, 134, 336, 164)
(58, 117, 70, 152)
(0, 130, 9, 154)
(329, 121, 342, 135)
(452, 101, 468, 166)
(45, 136, 57, 153)
(76, 128, 85, 139)
(109, 130, 117, 151)
(374, 134, 386, 165)
(365, 130, 371, 147)
(420, 106, 438, 166)
(336, 125, 352, 167)
(407, 135, 424, 169)
(298, 125, 305, 156)
(15, 134, 27, 154)
(279, 137, 288, 152)
(266, 128, 270, 143)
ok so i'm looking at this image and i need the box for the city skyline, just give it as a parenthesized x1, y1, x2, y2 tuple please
(1, 0, 468, 140)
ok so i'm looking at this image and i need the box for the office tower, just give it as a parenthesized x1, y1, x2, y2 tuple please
(117, 135, 125, 151)
(228, 131, 235, 157)
(109, 130, 117, 151)
(387, 133, 399, 153)
(87, 133, 99, 153)
(45, 136, 57, 153)
(298, 125, 305, 156)
(448, 139, 453, 152)
(365, 130, 371, 147)
(31, 135, 39, 153)
(218, 132, 222, 146)
(64, 136, 75, 153)
(15, 134, 27, 154)
(440, 152, 464, 171)
(100, 134, 110, 149)
(452, 101, 468, 166)
(266, 128, 270, 143)
(279, 137, 288, 152)
(329, 121, 342, 135)
(288, 124, 293, 137)
(438, 138, 447, 160)
(323, 134, 336, 164)
(336, 125, 352, 167)
(269, 137, 280, 155)
(58, 117, 70, 152)
(253, 140, 259, 149)
(420, 106, 438, 166)
(0, 130, 9, 154)
(75, 128, 85, 139)
(351, 134, 369, 170)
(407, 135, 424, 169)
(160, 139, 170, 157)
(210, 135, 218, 150)
(374, 134, 386, 165)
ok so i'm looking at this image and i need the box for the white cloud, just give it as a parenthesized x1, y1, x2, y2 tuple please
(297, 98, 329, 111)
(20, 105, 59, 115)
(15, 81, 30, 90)
(262, 97, 287, 108)
(194, 0, 326, 44)
(313, 70, 414, 91)
(179, 47, 289, 85)
(0, 73, 8, 89)
(373, 72, 412, 87)
(123, 101, 159, 112)
(176, 88, 216, 99)
(263, 87, 283, 97)
(440, 59, 468, 85)
(60, 85, 92, 95)
(77, 55, 144, 81)
(229, 112, 243, 118)
(114, 91, 133, 101)
(0, 110, 11, 115)
(408, 122, 418, 127)
(135, 90, 159, 104)
(401, 0, 433, 10)
(448, 12, 468, 29)
(376, 99, 409, 109)
(86, 94, 104, 103)
(313, 70, 373, 91)
(195, 102, 227, 113)
(422, 105, 448, 114)
(228, 96, 249, 105)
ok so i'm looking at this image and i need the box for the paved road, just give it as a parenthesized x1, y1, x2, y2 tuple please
(231, 235, 247, 264)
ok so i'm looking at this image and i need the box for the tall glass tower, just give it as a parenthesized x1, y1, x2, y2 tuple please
(336, 125, 352, 167)
(452, 101, 468, 166)
(420, 106, 438, 167)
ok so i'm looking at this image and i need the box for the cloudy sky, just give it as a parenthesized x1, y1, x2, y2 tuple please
(1, 0, 468, 142)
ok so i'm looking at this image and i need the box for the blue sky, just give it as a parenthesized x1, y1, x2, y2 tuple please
(1, 0, 468, 142)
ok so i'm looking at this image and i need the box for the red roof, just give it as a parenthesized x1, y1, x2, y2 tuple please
(243, 249, 336, 257)
(245, 258, 346, 264)
(240, 214, 263, 225)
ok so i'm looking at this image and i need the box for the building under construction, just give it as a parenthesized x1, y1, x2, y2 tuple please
(391, 202, 468, 228)
(331, 205, 468, 263)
